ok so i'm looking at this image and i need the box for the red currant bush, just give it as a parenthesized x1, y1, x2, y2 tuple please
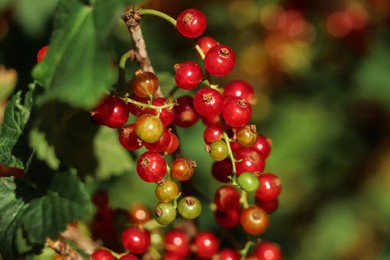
(204, 44, 236, 77)
(176, 9, 207, 38)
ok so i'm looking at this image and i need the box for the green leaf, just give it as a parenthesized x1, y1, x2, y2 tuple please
(32, 0, 131, 109)
(0, 169, 90, 259)
(0, 84, 35, 169)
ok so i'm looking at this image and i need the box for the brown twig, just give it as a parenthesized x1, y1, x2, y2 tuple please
(123, 7, 164, 98)
(46, 238, 85, 260)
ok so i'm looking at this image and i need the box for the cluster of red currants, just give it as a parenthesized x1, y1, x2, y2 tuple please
(36, 7, 283, 260)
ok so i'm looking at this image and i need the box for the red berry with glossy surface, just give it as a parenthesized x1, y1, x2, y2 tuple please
(176, 9, 207, 38)
(235, 148, 265, 175)
(223, 80, 256, 105)
(253, 241, 282, 260)
(171, 158, 197, 181)
(197, 36, 219, 56)
(37, 45, 49, 63)
(251, 134, 272, 159)
(91, 248, 115, 260)
(174, 61, 203, 90)
(144, 127, 171, 153)
(164, 131, 179, 154)
(119, 124, 143, 151)
(136, 151, 167, 182)
(195, 231, 220, 259)
(203, 123, 223, 144)
(236, 125, 258, 147)
(240, 205, 269, 235)
(127, 93, 151, 117)
(256, 173, 282, 202)
(129, 202, 151, 225)
(222, 97, 252, 128)
(151, 97, 176, 126)
(119, 254, 139, 260)
(255, 197, 279, 214)
(214, 185, 241, 211)
(164, 229, 191, 258)
(174, 95, 199, 128)
(204, 44, 236, 77)
(121, 226, 151, 254)
(131, 71, 159, 98)
(134, 114, 164, 143)
(194, 87, 224, 117)
(91, 96, 129, 128)
(218, 248, 241, 260)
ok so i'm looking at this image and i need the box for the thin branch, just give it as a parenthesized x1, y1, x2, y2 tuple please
(46, 238, 85, 260)
(123, 7, 164, 98)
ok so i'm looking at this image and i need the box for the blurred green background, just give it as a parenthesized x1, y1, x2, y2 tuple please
(1, 0, 390, 259)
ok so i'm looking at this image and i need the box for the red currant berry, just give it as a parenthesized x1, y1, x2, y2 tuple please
(118, 254, 139, 260)
(155, 179, 180, 203)
(236, 125, 258, 147)
(255, 197, 279, 214)
(202, 114, 222, 126)
(235, 148, 265, 175)
(214, 207, 240, 228)
(176, 9, 207, 38)
(119, 124, 143, 151)
(177, 196, 202, 219)
(91, 96, 129, 128)
(214, 185, 241, 211)
(92, 189, 109, 208)
(211, 159, 233, 182)
(255, 173, 282, 202)
(218, 248, 241, 260)
(194, 87, 224, 117)
(144, 127, 171, 153)
(134, 114, 164, 143)
(237, 171, 260, 192)
(129, 202, 151, 225)
(203, 123, 223, 145)
(164, 130, 179, 154)
(174, 61, 203, 90)
(151, 97, 175, 126)
(91, 248, 115, 260)
(251, 134, 272, 159)
(164, 229, 191, 258)
(222, 97, 252, 128)
(37, 45, 49, 63)
(240, 205, 269, 235)
(224, 80, 256, 105)
(121, 226, 151, 254)
(204, 44, 236, 77)
(136, 151, 167, 182)
(174, 95, 199, 128)
(207, 140, 229, 161)
(131, 71, 159, 98)
(154, 202, 177, 225)
(194, 231, 220, 259)
(171, 158, 197, 181)
(197, 36, 219, 56)
(253, 241, 282, 260)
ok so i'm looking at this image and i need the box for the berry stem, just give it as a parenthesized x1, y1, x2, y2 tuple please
(239, 241, 255, 260)
(123, 97, 175, 110)
(240, 190, 249, 208)
(139, 9, 177, 27)
(222, 132, 237, 177)
(119, 50, 134, 70)
(195, 44, 205, 60)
